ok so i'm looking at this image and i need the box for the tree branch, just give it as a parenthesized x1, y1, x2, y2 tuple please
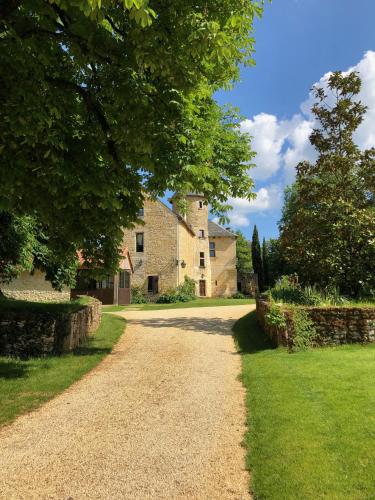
(46, 77, 121, 168)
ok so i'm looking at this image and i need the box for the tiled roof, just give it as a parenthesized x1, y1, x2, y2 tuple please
(208, 220, 236, 238)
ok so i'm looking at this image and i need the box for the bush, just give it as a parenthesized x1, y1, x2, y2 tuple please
(131, 285, 148, 304)
(265, 302, 287, 328)
(269, 276, 351, 306)
(291, 308, 317, 352)
(231, 291, 245, 299)
(177, 276, 196, 300)
(270, 276, 304, 304)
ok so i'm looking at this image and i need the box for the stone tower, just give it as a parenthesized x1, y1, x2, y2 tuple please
(171, 193, 212, 297)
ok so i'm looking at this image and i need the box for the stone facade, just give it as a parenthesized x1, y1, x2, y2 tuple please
(210, 236, 237, 297)
(123, 194, 237, 297)
(122, 198, 180, 295)
(0, 297, 102, 358)
(256, 298, 375, 347)
(1, 270, 70, 302)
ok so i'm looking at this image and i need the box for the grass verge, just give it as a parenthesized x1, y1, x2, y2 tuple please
(0, 313, 125, 428)
(103, 297, 254, 312)
(0, 295, 92, 313)
(233, 310, 375, 499)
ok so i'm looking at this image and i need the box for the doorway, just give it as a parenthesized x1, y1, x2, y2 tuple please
(199, 280, 206, 297)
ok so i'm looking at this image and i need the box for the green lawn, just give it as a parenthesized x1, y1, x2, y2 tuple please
(0, 314, 125, 428)
(233, 311, 375, 499)
(0, 295, 92, 313)
(103, 297, 254, 312)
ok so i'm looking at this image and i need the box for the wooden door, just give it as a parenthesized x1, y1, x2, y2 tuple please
(199, 280, 206, 297)
(118, 270, 131, 305)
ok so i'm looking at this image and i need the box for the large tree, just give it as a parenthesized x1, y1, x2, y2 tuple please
(280, 72, 375, 297)
(235, 230, 252, 275)
(0, 0, 261, 284)
(251, 225, 263, 292)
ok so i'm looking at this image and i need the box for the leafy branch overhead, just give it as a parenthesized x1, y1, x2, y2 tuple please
(0, 0, 262, 284)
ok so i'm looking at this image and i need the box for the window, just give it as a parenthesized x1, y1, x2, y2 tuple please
(97, 276, 114, 289)
(137, 207, 144, 217)
(198, 200, 203, 209)
(147, 275, 159, 294)
(199, 251, 205, 267)
(136, 232, 144, 252)
(119, 270, 130, 289)
(198, 229, 205, 238)
(209, 241, 216, 257)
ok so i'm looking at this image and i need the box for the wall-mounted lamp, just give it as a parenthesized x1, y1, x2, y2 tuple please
(176, 259, 187, 268)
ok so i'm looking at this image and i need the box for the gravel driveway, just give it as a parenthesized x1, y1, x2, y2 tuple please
(0, 304, 254, 499)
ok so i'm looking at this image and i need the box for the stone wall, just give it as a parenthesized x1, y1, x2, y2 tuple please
(1, 270, 70, 302)
(0, 298, 102, 358)
(238, 272, 258, 297)
(256, 298, 375, 347)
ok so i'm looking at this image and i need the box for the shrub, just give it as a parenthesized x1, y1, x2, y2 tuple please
(177, 276, 196, 300)
(291, 308, 317, 352)
(231, 291, 245, 299)
(131, 285, 148, 304)
(156, 292, 176, 304)
(265, 302, 287, 328)
(156, 277, 196, 304)
(300, 285, 324, 306)
(270, 275, 304, 304)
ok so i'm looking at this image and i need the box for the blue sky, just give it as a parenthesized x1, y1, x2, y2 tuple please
(212, 0, 375, 242)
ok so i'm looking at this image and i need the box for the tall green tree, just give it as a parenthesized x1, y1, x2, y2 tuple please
(251, 225, 263, 292)
(262, 237, 270, 288)
(235, 230, 252, 274)
(0, 0, 261, 281)
(266, 237, 291, 286)
(280, 72, 375, 297)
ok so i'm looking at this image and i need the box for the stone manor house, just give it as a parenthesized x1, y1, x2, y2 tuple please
(122, 193, 237, 300)
(2, 194, 238, 304)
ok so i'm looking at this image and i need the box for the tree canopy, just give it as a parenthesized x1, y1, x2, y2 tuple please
(280, 72, 375, 297)
(0, 0, 261, 284)
(235, 230, 252, 275)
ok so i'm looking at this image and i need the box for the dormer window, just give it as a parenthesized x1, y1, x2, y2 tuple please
(198, 229, 205, 238)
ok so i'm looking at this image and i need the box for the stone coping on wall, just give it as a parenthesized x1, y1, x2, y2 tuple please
(0, 297, 102, 358)
(256, 298, 375, 347)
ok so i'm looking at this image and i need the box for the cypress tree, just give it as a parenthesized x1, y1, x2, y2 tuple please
(251, 225, 264, 292)
(262, 238, 270, 289)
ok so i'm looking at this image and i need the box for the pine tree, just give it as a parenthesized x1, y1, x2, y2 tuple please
(262, 238, 270, 289)
(251, 225, 264, 292)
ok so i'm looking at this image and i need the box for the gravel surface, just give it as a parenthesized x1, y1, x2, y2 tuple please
(0, 304, 254, 499)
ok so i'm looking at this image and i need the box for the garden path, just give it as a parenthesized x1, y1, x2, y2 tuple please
(0, 304, 254, 499)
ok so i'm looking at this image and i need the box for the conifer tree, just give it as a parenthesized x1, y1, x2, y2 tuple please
(262, 238, 270, 289)
(251, 225, 263, 292)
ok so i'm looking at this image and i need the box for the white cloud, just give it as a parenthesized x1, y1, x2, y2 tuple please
(241, 50, 375, 184)
(227, 185, 283, 227)
(241, 114, 288, 180)
(229, 51, 375, 229)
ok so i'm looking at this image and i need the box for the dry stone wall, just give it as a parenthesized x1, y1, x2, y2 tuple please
(1, 270, 70, 302)
(0, 298, 101, 358)
(256, 298, 375, 347)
